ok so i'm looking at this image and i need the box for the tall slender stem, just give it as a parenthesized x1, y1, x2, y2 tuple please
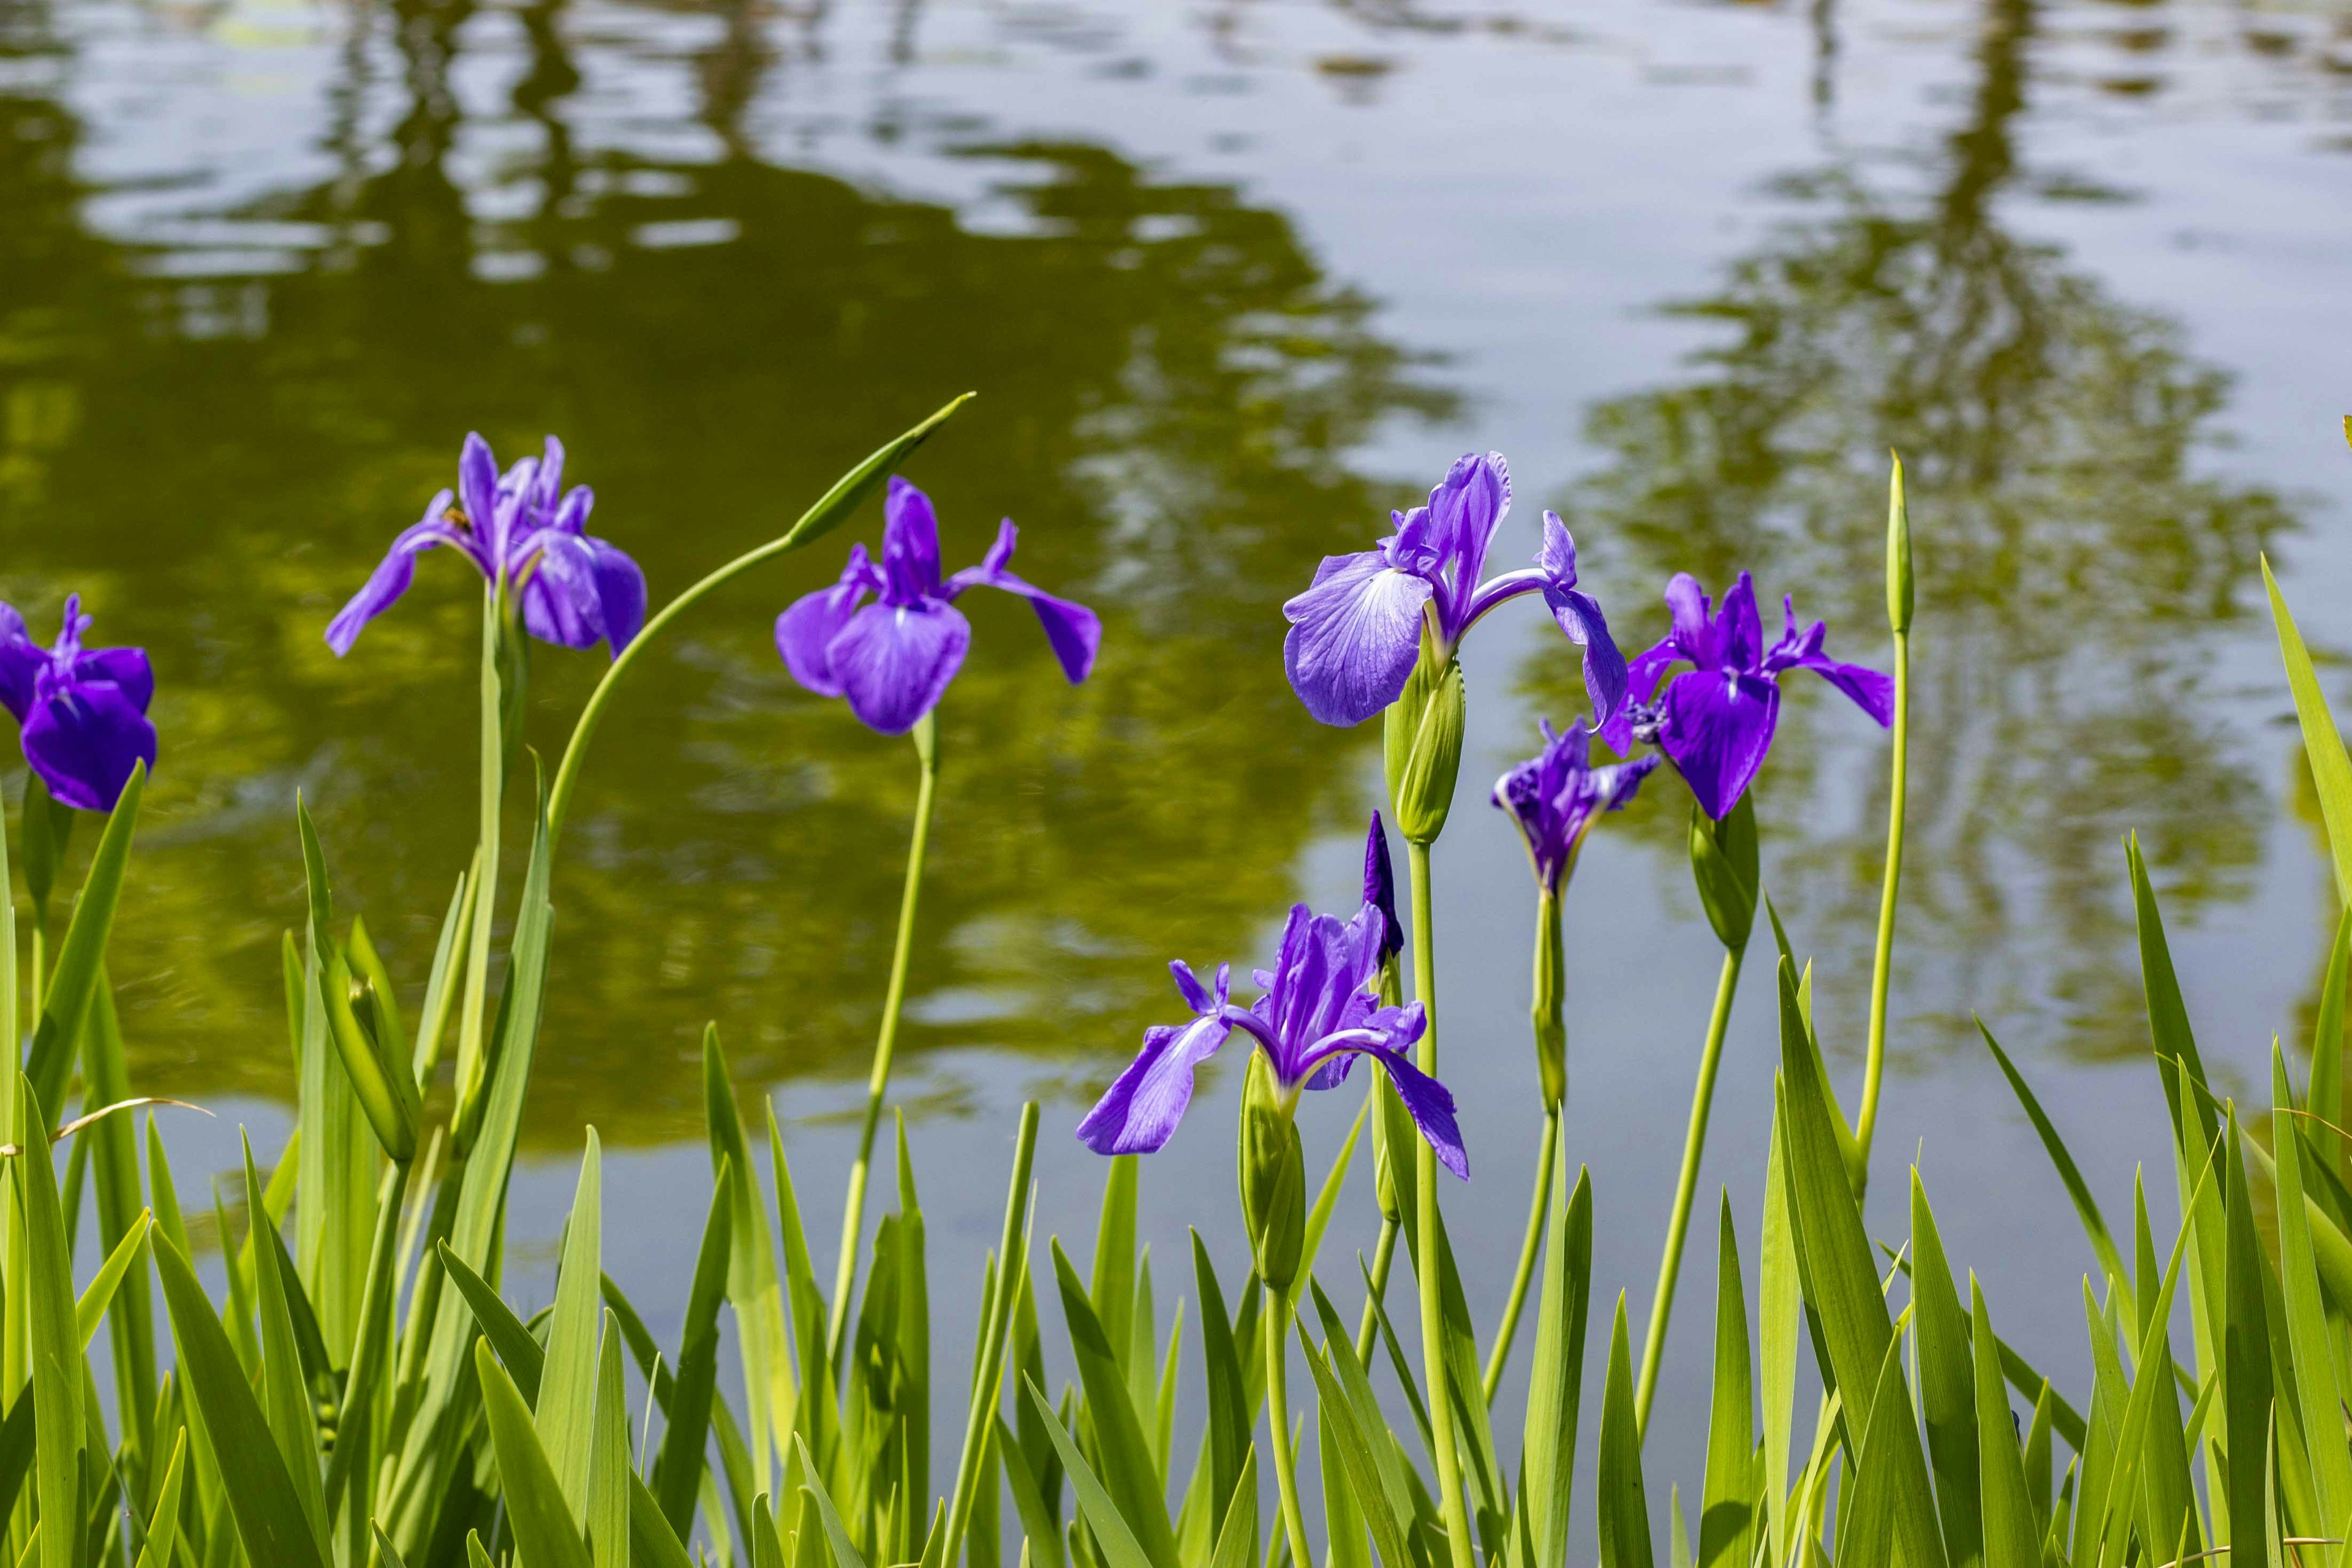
(1481, 1105, 1559, 1404)
(1264, 1298, 1314, 1568)
(450, 587, 505, 1149)
(1854, 628, 1909, 1174)
(1353, 1212, 1397, 1365)
(1407, 840, 1476, 1568)
(1635, 943, 1743, 1437)
(829, 712, 939, 1358)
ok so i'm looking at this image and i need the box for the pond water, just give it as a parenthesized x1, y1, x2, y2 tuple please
(5, 0, 2351, 1537)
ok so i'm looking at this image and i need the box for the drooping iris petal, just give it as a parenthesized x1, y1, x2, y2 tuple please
(0, 606, 42, 720)
(325, 504, 470, 657)
(584, 537, 648, 654)
(1074, 1015, 1234, 1156)
(22, 682, 155, 813)
(1659, 669, 1781, 823)
(946, 521, 1102, 684)
(1281, 552, 1434, 727)
(520, 531, 606, 650)
(1374, 1046, 1468, 1180)
(829, 598, 974, 736)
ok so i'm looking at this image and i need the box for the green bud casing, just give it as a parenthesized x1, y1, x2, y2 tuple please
(1236, 1055, 1306, 1292)
(1384, 639, 1466, 846)
(322, 938, 420, 1163)
(18, 774, 72, 927)
(1687, 793, 1759, 953)
(1531, 885, 1566, 1111)
(1886, 451, 1914, 636)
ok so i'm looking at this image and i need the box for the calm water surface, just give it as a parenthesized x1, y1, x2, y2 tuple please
(6, 0, 2352, 1529)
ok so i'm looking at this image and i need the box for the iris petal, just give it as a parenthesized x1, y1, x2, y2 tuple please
(1074, 1015, 1232, 1156)
(1281, 552, 1434, 727)
(22, 683, 156, 813)
(325, 505, 474, 657)
(829, 598, 973, 736)
(0, 606, 43, 720)
(1660, 668, 1780, 821)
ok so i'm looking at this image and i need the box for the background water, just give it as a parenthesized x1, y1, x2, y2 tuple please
(5, 0, 2352, 1544)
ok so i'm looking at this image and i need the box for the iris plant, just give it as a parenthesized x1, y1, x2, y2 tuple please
(782, 475, 1100, 1354)
(1077, 891, 1464, 1568)
(0, 596, 154, 815)
(1605, 568, 1893, 1436)
(1479, 718, 1654, 1398)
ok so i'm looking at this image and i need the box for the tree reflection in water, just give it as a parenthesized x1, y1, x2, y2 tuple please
(1544, 0, 2295, 1068)
(0, 0, 1450, 1134)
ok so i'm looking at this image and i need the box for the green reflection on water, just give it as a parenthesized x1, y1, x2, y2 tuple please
(1540, 0, 2297, 1066)
(0, 0, 1452, 1138)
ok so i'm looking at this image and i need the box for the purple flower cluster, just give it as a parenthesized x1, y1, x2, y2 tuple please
(778, 478, 1101, 736)
(0, 596, 155, 812)
(1493, 719, 1657, 892)
(328, 433, 646, 660)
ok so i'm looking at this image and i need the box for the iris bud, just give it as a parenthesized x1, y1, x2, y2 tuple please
(18, 775, 72, 929)
(1236, 1054, 1306, 1292)
(1886, 451, 1913, 637)
(1385, 638, 1466, 846)
(1532, 885, 1566, 1111)
(1687, 793, 1759, 953)
(1372, 1075, 1415, 1224)
(322, 935, 421, 1164)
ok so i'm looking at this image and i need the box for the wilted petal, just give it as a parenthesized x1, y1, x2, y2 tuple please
(830, 598, 973, 735)
(325, 505, 475, 657)
(1075, 1016, 1232, 1156)
(23, 684, 156, 813)
(1281, 552, 1434, 727)
(1661, 668, 1780, 821)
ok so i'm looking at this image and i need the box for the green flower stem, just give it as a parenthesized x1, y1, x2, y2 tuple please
(449, 587, 506, 1153)
(1352, 1210, 1398, 1364)
(828, 711, 938, 1359)
(1634, 942, 1744, 1438)
(1480, 1104, 1559, 1404)
(1264, 1296, 1314, 1568)
(1408, 839, 1476, 1568)
(1854, 625, 1909, 1176)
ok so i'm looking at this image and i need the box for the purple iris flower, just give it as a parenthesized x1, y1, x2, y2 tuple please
(1281, 452, 1626, 729)
(776, 477, 1102, 736)
(0, 596, 157, 812)
(1075, 900, 1468, 1180)
(1602, 571, 1892, 821)
(326, 433, 647, 659)
(1493, 719, 1657, 892)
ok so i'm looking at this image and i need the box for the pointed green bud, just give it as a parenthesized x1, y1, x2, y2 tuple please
(1384, 638, 1466, 846)
(1235, 1054, 1306, 1292)
(1372, 1071, 1417, 1226)
(18, 774, 73, 929)
(346, 914, 410, 1074)
(322, 936, 420, 1164)
(1531, 886, 1566, 1112)
(1687, 793, 1759, 954)
(1886, 450, 1913, 636)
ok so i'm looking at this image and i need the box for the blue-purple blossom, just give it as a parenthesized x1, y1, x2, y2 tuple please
(326, 434, 646, 659)
(777, 477, 1102, 736)
(1362, 810, 1401, 965)
(0, 596, 156, 812)
(1602, 571, 1891, 821)
(1075, 900, 1468, 1180)
(1281, 452, 1625, 729)
(1493, 719, 1657, 892)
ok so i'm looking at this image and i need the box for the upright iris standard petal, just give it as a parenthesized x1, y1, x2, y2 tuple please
(327, 434, 640, 658)
(829, 599, 974, 736)
(1076, 894, 1469, 1179)
(0, 595, 157, 812)
(1607, 568, 1891, 819)
(1281, 552, 1434, 727)
(780, 481, 1099, 736)
(1282, 451, 1624, 730)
